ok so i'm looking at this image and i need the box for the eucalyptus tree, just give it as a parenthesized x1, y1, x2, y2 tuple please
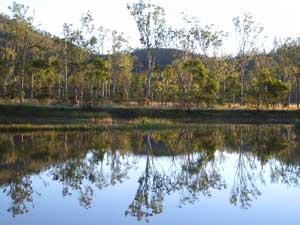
(279, 37, 300, 108)
(130, 71, 145, 103)
(127, 0, 168, 100)
(92, 26, 110, 99)
(0, 47, 16, 97)
(29, 55, 48, 99)
(193, 21, 227, 107)
(169, 14, 225, 107)
(78, 11, 99, 103)
(272, 38, 295, 107)
(62, 23, 74, 101)
(8, 2, 35, 102)
(171, 14, 199, 55)
(87, 57, 109, 100)
(47, 55, 62, 100)
(194, 23, 227, 59)
(233, 13, 264, 106)
(289, 38, 300, 108)
(115, 53, 134, 102)
(184, 58, 218, 107)
(170, 15, 199, 106)
(96, 26, 109, 55)
(224, 73, 241, 107)
(153, 65, 178, 105)
(246, 67, 288, 110)
(110, 30, 131, 99)
(68, 11, 96, 103)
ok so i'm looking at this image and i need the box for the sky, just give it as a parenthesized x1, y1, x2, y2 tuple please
(1, 0, 300, 54)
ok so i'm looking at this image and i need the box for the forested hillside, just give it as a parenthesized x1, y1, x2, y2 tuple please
(1, 2, 300, 109)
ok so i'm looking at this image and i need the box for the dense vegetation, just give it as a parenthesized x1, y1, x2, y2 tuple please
(1, 1, 300, 109)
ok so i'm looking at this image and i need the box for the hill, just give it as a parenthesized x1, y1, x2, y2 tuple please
(131, 48, 186, 71)
(0, 14, 61, 55)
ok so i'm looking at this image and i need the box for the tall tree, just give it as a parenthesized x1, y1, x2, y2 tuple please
(62, 23, 73, 101)
(110, 30, 129, 98)
(8, 2, 35, 102)
(233, 13, 263, 106)
(127, 0, 168, 100)
(0, 47, 16, 97)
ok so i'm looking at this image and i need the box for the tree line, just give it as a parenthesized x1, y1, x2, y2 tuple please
(1, 1, 300, 109)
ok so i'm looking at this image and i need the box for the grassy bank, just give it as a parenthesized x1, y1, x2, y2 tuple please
(0, 118, 201, 132)
(0, 103, 299, 126)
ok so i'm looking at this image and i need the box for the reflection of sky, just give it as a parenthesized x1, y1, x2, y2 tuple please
(1, 152, 300, 225)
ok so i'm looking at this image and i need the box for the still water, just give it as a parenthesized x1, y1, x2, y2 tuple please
(1, 125, 300, 225)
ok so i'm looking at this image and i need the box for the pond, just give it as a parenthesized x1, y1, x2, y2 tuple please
(1, 125, 300, 225)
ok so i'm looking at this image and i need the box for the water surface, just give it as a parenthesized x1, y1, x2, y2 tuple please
(1, 125, 300, 225)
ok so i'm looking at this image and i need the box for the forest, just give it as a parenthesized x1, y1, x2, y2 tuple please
(1, 1, 300, 110)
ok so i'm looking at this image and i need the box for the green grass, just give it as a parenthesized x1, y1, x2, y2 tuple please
(0, 119, 202, 132)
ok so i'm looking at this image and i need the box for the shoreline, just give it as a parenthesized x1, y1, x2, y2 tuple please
(0, 103, 299, 131)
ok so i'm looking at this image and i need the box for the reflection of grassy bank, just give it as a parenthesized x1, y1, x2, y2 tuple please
(0, 103, 300, 127)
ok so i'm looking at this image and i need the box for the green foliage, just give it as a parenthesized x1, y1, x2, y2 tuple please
(224, 74, 241, 105)
(130, 73, 145, 103)
(247, 68, 289, 109)
(153, 66, 179, 103)
(185, 58, 219, 107)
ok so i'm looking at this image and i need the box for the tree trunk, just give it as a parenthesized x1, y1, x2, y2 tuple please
(241, 68, 245, 107)
(64, 42, 68, 102)
(146, 49, 153, 100)
(75, 88, 78, 104)
(20, 72, 24, 103)
(102, 80, 105, 98)
(107, 83, 111, 99)
(30, 72, 34, 100)
(58, 73, 61, 100)
(90, 86, 93, 102)
(104, 81, 107, 98)
(2, 79, 7, 98)
(147, 77, 151, 100)
(288, 89, 291, 108)
(297, 78, 299, 109)
(223, 78, 226, 104)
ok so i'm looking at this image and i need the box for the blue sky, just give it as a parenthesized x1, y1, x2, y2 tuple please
(1, 0, 300, 54)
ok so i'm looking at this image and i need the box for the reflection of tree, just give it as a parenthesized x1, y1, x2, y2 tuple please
(270, 162, 300, 187)
(0, 131, 138, 215)
(126, 133, 226, 222)
(126, 134, 168, 222)
(269, 127, 300, 187)
(168, 128, 226, 207)
(228, 126, 294, 209)
(230, 128, 261, 209)
(177, 153, 226, 206)
(1, 126, 300, 218)
(52, 149, 135, 209)
(3, 176, 36, 217)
